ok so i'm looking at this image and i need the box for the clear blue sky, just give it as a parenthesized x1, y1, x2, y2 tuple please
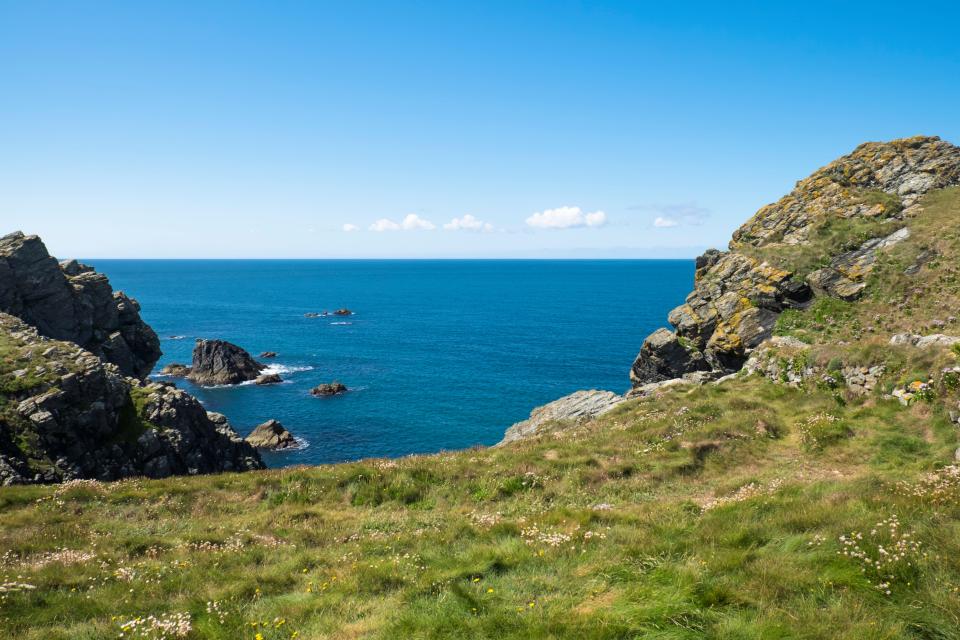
(2, 1, 958, 258)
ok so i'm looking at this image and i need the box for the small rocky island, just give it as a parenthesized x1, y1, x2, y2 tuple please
(311, 381, 348, 396)
(162, 339, 271, 386)
(245, 419, 298, 450)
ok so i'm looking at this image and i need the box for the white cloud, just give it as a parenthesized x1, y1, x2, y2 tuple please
(401, 213, 436, 230)
(525, 206, 607, 230)
(443, 214, 494, 232)
(653, 216, 679, 228)
(342, 223, 360, 232)
(369, 218, 402, 232)
(368, 214, 436, 232)
(585, 210, 607, 227)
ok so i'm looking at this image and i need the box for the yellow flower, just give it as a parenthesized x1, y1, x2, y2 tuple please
(487, 588, 494, 593)
(256, 634, 264, 640)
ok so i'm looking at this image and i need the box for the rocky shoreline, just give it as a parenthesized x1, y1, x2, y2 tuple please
(0, 233, 265, 484)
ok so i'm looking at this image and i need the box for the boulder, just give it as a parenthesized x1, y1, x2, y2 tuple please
(187, 339, 264, 386)
(255, 373, 282, 385)
(0, 232, 161, 379)
(245, 419, 298, 450)
(311, 381, 348, 396)
(258, 351, 278, 358)
(332, 308, 353, 316)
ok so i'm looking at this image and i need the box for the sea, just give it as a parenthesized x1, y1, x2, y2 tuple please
(87, 260, 693, 467)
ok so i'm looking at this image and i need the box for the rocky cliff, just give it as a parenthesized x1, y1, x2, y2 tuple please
(0, 234, 264, 484)
(0, 232, 161, 379)
(631, 136, 960, 386)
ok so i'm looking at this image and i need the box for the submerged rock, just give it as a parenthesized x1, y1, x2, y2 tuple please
(332, 308, 353, 316)
(187, 339, 264, 386)
(255, 373, 282, 385)
(245, 419, 298, 450)
(259, 351, 278, 358)
(311, 381, 348, 396)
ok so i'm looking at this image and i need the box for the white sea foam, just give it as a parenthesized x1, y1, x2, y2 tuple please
(330, 321, 353, 325)
(261, 363, 314, 376)
(166, 335, 187, 340)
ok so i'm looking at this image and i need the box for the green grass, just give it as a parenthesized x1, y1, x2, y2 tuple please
(2, 377, 960, 639)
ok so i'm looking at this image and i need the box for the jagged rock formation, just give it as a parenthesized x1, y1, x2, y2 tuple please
(245, 419, 298, 450)
(0, 232, 161, 378)
(498, 390, 624, 445)
(187, 339, 264, 386)
(0, 313, 263, 484)
(631, 136, 960, 386)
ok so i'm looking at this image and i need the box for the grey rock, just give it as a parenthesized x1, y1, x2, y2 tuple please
(255, 373, 282, 385)
(630, 328, 710, 384)
(499, 390, 624, 445)
(889, 333, 960, 349)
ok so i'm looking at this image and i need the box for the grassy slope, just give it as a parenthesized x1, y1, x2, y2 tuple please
(2, 378, 959, 639)
(2, 190, 960, 639)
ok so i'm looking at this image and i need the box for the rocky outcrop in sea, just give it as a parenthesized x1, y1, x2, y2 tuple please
(187, 339, 265, 386)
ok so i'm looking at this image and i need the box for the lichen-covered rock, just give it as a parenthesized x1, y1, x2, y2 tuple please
(0, 231, 161, 379)
(732, 136, 960, 247)
(0, 313, 263, 485)
(807, 227, 911, 300)
(498, 390, 624, 445)
(187, 339, 264, 386)
(633, 254, 812, 382)
(631, 136, 960, 387)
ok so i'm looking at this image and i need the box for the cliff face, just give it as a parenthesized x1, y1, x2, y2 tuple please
(0, 231, 161, 379)
(0, 235, 264, 484)
(631, 136, 960, 386)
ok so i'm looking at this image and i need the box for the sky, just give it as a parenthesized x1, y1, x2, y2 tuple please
(1, 1, 959, 259)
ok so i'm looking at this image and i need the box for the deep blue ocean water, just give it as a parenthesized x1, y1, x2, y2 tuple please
(87, 260, 692, 467)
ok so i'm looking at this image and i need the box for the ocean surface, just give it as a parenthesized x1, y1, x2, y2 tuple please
(87, 260, 693, 467)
